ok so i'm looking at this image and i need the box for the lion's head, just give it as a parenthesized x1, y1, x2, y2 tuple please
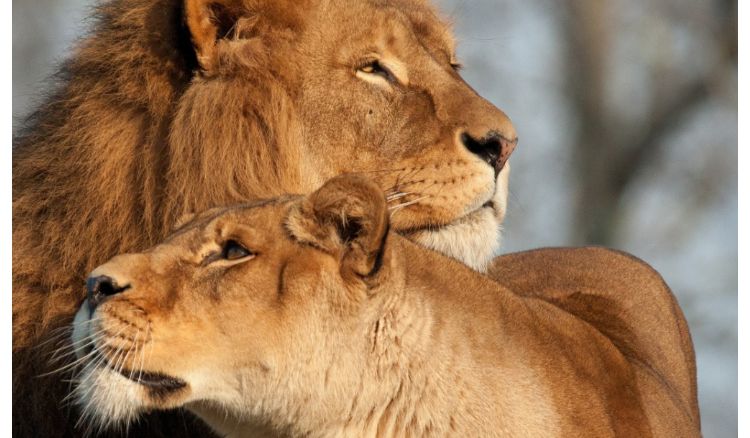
(171, 0, 517, 271)
(15, 0, 516, 292)
(70, 175, 415, 433)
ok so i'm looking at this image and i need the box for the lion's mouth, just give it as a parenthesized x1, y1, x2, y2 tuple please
(397, 202, 496, 236)
(89, 343, 187, 395)
(112, 366, 187, 397)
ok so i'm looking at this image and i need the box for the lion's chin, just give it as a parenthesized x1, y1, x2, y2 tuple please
(71, 304, 189, 431)
(74, 363, 190, 430)
(73, 365, 148, 430)
(408, 206, 501, 272)
(408, 163, 509, 271)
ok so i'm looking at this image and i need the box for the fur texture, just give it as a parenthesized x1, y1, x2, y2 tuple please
(13, 0, 517, 435)
(13, 0, 699, 436)
(69, 175, 699, 437)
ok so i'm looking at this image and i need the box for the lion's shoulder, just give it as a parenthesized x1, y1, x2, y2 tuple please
(488, 247, 700, 432)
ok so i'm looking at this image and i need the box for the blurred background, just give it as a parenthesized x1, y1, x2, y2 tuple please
(13, 0, 737, 435)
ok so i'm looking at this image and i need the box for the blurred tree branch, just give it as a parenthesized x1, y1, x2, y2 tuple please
(561, 0, 737, 245)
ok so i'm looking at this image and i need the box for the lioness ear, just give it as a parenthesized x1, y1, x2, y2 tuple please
(184, 0, 246, 71)
(287, 175, 389, 280)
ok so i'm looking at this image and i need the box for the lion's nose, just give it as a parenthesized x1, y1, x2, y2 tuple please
(461, 131, 518, 177)
(86, 275, 130, 312)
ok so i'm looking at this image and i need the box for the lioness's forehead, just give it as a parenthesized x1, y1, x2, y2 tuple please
(168, 198, 296, 242)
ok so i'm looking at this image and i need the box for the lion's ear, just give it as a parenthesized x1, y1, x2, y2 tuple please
(286, 175, 389, 281)
(184, 0, 246, 71)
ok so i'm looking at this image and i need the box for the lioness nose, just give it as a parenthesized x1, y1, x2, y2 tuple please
(86, 275, 130, 312)
(461, 131, 518, 177)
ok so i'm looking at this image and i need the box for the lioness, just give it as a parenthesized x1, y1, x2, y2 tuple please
(71, 175, 698, 437)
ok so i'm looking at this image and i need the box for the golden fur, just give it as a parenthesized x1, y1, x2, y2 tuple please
(12, 0, 699, 436)
(487, 248, 702, 435)
(13, 0, 518, 435)
(70, 175, 700, 437)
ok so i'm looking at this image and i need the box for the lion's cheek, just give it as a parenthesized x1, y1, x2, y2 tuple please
(493, 162, 511, 223)
(408, 208, 500, 272)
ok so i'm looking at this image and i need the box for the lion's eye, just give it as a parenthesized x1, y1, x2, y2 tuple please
(358, 60, 395, 82)
(221, 240, 253, 261)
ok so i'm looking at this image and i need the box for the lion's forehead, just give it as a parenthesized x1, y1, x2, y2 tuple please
(315, 0, 455, 58)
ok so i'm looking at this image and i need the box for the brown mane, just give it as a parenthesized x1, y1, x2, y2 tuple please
(13, 1, 306, 435)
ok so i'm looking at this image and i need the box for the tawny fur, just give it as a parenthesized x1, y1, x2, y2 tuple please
(14, 0, 517, 435)
(13, 0, 698, 436)
(69, 175, 700, 437)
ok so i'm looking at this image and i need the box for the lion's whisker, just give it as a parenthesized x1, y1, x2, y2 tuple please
(389, 195, 430, 219)
(386, 192, 412, 202)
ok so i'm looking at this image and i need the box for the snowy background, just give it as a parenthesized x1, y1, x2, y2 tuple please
(13, 0, 737, 436)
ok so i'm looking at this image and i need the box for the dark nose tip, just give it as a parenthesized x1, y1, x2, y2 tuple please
(461, 131, 518, 177)
(86, 275, 129, 312)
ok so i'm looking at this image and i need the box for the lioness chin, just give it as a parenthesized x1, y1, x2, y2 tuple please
(72, 175, 657, 438)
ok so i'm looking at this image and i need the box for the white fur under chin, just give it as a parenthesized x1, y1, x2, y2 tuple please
(411, 207, 501, 272)
(411, 164, 510, 272)
(70, 302, 145, 432)
(73, 366, 144, 432)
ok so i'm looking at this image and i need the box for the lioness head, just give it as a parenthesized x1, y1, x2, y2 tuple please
(71, 175, 432, 433)
(175, 0, 517, 271)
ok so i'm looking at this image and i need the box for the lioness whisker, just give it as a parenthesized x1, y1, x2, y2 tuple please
(136, 322, 151, 385)
(40, 333, 108, 377)
(126, 330, 142, 382)
(48, 325, 106, 359)
(35, 327, 74, 349)
(47, 334, 108, 367)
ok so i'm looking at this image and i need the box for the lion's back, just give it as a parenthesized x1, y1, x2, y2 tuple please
(488, 247, 700, 435)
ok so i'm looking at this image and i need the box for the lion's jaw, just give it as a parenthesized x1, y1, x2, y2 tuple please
(70, 305, 149, 429)
(405, 163, 510, 272)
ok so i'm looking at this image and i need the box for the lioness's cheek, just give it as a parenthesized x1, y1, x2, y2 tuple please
(71, 300, 92, 360)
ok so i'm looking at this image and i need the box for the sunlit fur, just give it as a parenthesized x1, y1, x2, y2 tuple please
(69, 175, 698, 437)
(13, 0, 517, 434)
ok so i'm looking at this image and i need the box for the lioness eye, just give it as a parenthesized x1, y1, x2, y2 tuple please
(358, 60, 395, 82)
(222, 240, 253, 261)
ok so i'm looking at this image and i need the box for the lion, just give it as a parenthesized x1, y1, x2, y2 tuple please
(14, 0, 516, 434)
(12, 0, 698, 436)
(68, 175, 700, 437)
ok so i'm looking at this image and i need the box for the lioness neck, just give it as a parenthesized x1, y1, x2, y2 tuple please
(195, 237, 556, 438)
(314, 237, 531, 437)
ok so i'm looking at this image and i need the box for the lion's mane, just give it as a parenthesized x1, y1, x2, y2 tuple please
(13, 0, 304, 435)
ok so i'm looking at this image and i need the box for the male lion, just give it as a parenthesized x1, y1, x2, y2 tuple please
(13, 0, 698, 436)
(68, 175, 699, 437)
(14, 0, 515, 435)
